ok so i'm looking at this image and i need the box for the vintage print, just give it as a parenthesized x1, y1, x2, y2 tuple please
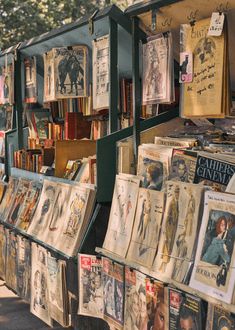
(78, 254, 103, 318)
(124, 267, 147, 330)
(93, 35, 109, 110)
(190, 191, 235, 303)
(0, 104, 13, 131)
(0, 177, 19, 221)
(206, 304, 235, 330)
(5, 230, 17, 292)
(103, 174, 141, 257)
(15, 181, 42, 232)
(24, 57, 37, 103)
(127, 188, 164, 268)
(44, 50, 56, 102)
(27, 179, 58, 239)
(0, 225, 6, 280)
(31, 243, 52, 326)
(17, 236, 31, 302)
(0, 64, 14, 105)
(170, 149, 197, 183)
(102, 257, 124, 329)
(32, 110, 52, 139)
(179, 52, 193, 83)
(54, 46, 88, 99)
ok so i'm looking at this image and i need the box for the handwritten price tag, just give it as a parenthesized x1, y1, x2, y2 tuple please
(208, 12, 225, 36)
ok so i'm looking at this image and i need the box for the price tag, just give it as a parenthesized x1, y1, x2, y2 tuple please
(179, 52, 193, 83)
(208, 12, 225, 36)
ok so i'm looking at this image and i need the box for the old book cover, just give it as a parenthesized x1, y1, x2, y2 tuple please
(0, 225, 6, 280)
(6, 178, 30, 226)
(124, 267, 147, 330)
(126, 188, 164, 268)
(15, 181, 42, 232)
(47, 254, 68, 326)
(16, 235, 31, 302)
(24, 57, 37, 103)
(5, 230, 17, 292)
(93, 35, 109, 110)
(137, 144, 171, 191)
(206, 303, 235, 329)
(170, 149, 197, 183)
(145, 278, 167, 330)
(190, 191, 235, 303)
(168, 287, 205, 330)
(180, 18, 226, 117)
(78, 254, 103, 318)
(102, 257, 124, 329)
(152, 181, 204, 283)
(54, 46, 88, 99)
(102, 174, 141, 257)
(27, 179, 58, 239)
(30, 243, 53, 326)
(0, 177, 19, 221)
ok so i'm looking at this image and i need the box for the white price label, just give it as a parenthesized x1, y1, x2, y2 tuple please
(208, 12, 225, 36)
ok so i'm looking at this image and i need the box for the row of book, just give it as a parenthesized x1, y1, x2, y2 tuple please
(77, 253, 235, 330)
(0, 176, 96, 257)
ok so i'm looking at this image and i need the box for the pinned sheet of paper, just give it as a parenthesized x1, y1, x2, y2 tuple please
(208, 12, 225, 36)
(179, 52, 193, 83)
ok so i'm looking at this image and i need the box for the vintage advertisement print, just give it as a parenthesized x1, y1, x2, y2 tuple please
(127, 188, 164, 268)
(44, 51, 55, 102)
(17, 236, 31, 302)
(190, 191, 235, 303)
(0, 225, 6, 280)
(206, 304, 235, 329)
(103, 174, 141, 257)
(0, 177, 19, 221)
(5, 230, 17, 292)
(31, 243, 52, 326)
(102, 257, 124, 329)
(78, 254, 103, 318)
(92, 35, 109, 110)
(24, 57, 37, 103)
(179, 52, 193, 83)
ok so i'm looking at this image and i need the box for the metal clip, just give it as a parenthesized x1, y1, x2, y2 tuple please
(89, 9, 99, 35)
(216, 1, 230, 14)
(187, 10, 199, 26)
(151, 8, 157, 31)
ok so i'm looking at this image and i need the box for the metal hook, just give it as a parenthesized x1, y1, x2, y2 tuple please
(151, 8, 157, 31)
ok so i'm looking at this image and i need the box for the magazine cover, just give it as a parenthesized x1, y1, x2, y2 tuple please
(124, 267, 147, 330)
(16, 236, 31, 302)
(31, 243, 53, 326)
(137, 145, 171, 191)
(127, 188, 164, 268)
(0, 177, 19, 221)
(145, 278, 167, 330)
(24, 57, 37, 103)
(54, 46, 88, 99)
(168, 287, 204, 330)
(42, 182, 72, 246)
(190, 191, 235, 303)
(78, 254, 103, 318)
(44, 50, 55, 102)
(92, 35, 109, 110)
(102, 257, 124, 329)
(27, 179, 58, 239)
(5, 230, 17, 292)
(6, 178, 30, 225)
(15, 181, 42, 232)
(0, 225, 6, 280)
(153, 182, 204, 283)
(206, 304, 235, 329)
(103, 174, 141, 257)
(170, 149, 197, 183)
(47, 254, 68, 326)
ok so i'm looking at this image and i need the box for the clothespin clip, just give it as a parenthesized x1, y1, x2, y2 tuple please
(151, 8, 157, 31)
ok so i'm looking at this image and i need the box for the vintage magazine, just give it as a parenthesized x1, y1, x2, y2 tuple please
(78, 254, 103, 318)
(152, 181, 204, 283)
(16, 236, 31, 302)
(15, 181, 42, 232)
(92, 35, 109, 110)
(47, 254, 68, 326)
(124, 267, 147, 330)
(55, 184, 96, 256)
(154, 136, 197, 148)
(168, 287, 205, 330)
(24, 57, 37, 103)
(0, 177, 19, 221)
(137, 144, 172, 191)
(31, 243, 53, 326)
(5, 230, 17, 292)
(41, 182, 72, 247)
(170, 149, 197, 183)
(126, 188, 164, 268)
(206, 303, 235, 329)
(180, 18, 228, 117)
(190, 191, 235, 303)
(103, 174, 141, 257)
(145, 278, 167, 330)
(6, 178, 30, 226)
(142, 32, 174, 105)
(27, 179, 58, 239)
(0, 225, 6, 280)
(102, 257, 124, 329)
